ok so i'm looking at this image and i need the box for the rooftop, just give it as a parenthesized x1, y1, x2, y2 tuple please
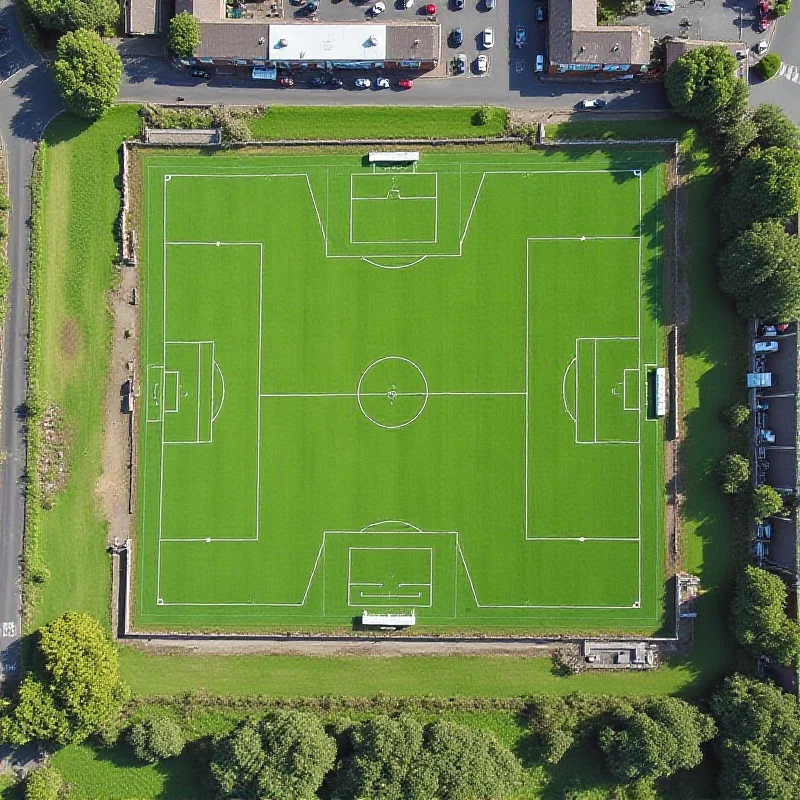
(127, 0, 158, 35)
(268, 23, 387, 61)
(664, 38, 748, 80)
(549, 0, 651, 66)
(197, 21, 270, 59)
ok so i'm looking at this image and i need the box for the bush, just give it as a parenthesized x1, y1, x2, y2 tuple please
(474, 105, 493, 126)
(128, 715, 185, 763)
(26, 0, 119, 32)
(168, 11, 200, 59)
(753, 484, 784, 521)
(718, 453, 751, 494)
(730, 565, 800, 664)
(757, 53, 782, 80)
(212, 106, 253, 143)
(774, 0, 791, 14)
(210, 710, 336, 800)
(52, 29, 121, 119)
(723, 403, 750, 428)
(24, 766, 63, 800)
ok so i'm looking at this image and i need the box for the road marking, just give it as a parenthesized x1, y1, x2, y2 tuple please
(778, 62, 800, 84)
(1, 621, 16, 638)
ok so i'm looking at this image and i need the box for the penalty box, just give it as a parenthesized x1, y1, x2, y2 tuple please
(323, 532, 459, 617)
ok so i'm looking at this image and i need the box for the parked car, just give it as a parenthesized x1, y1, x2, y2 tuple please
(278, 76, 295, 86)
(483, 27, 494, 47)
(485, 0, 495, 8)
(515, 25, 526, 48)
(189, 68, 210, 79)
(535, 53, 544, 72)
(536, 3, 546, 21)
(309, 76, 325, 86)
(755, 39, 768, 54)
(757, 523, 772, 540)
(354, 77, 372, 87)
(580, 98, 607, 109)
(754, 340, 779, 353)
(757, 15, 769, 31)
(404, 0, 414, 6)
(327, 76, 344, 87)
(760, 324, 778, 337)
(759, 429, 776, 444)
(476, 54, 488, 73)
(455, 53, 467, 73)
(423, 2, 436, 12)
(653, 0, 675, 12)
(453, 0, 464, 8)
(298, 0, 318, 13)
(398, 78, 414, 88)
(372, 1, 386, 13)
(451, 26, 463, 46)
(376, 76, 390, 88)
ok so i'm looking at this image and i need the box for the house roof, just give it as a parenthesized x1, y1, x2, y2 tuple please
(177, 0, 225, 21)
(197, 22, 270, 59)
(664, 37, 747, 67)
(127, 0, 157, 35)
(548, 0, 650, 66)
(386, 23, 440, 62)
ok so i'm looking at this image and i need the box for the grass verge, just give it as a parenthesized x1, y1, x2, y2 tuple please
(26, 106, 142, 628)
(547, 118, 692, 142)
(247, 105, 507, 140)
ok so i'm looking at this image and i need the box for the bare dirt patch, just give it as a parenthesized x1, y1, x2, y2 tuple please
(59, 317, 82, 361)
(98, 267, 138, 546)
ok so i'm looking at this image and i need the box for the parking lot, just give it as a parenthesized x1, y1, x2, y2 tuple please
(283, 0, 549, 91)
(627, 0, 767, 55)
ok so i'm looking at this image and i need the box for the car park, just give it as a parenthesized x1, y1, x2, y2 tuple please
(754, 340, 779, 353)
(455, 53, 467, 73)
(535, 53, 544, 72)
(536, 3, 546, 21)
(483, 27, 494, 47)
(376, 76, 390, 88)
(354, 77, 372, 87)
(580, 98, 607, 109)
(451, 27, 463, 46)
(189, 68, 210, 79)
(476, 54, 488, 72)
(398, 78, 414, 88)
(515, 25, 526, 48)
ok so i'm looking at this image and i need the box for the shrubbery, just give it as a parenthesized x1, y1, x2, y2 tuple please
(128, 714, 185, 763)
(24, 766, 63, 800)
(757, 53, 782, 80)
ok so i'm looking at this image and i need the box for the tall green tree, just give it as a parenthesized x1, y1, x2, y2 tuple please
(0, 613, 129, 745)
(53, 29, 121, 120)
(718, 220, 800, 320)
(712, 674, 800, 799)
(26, 0, 119, 32)
(411, 720, 525, 800)
(168, 11, 200, 59)
(753, 484, 785, 521)
(718, 453, 751, 494)
(665, 45, 740, 122)
(597, 697, 716, 785)
(752, 103, 800, 151)
(719, 146, 800, 241)
(730, 565, 800, 664)
(337, 715, 425, 800)
(209, 710, 336, 800)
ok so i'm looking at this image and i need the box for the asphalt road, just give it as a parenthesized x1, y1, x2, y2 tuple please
(0, 0, 61, 687)
(750, 8, 800, 120)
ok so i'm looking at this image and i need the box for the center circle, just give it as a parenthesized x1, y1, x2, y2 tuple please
(357, 356, 429, 429)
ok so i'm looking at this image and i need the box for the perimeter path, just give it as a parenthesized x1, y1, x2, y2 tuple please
(0, 0, 62, 687)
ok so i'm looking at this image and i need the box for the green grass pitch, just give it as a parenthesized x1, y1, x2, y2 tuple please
(135, 148, 666, 633)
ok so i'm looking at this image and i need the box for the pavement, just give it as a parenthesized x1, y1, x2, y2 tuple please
(0, 0, 62, 688)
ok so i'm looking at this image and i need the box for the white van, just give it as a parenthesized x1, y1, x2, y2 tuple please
(653, 0, 675, 12)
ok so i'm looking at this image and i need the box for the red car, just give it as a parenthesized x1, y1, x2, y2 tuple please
(398, 79, 414, 88)
(423, 3, 436, 12)
(278, 76, 295, 87)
